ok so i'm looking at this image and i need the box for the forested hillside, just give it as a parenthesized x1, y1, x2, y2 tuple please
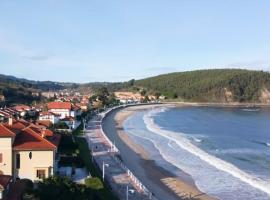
(135, 69, 270, 103)
(2, 69, 270, 104)
(0, 74, 65, 105)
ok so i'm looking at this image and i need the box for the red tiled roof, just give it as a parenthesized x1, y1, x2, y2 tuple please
(5, 121, 27, 131)
(0, 175, 12, 189)
(47, 102, 71, 110)
(36, 120, 52, 128)
(12, 127, 56, 150)
(43, 129, 53, 137)
(14, 105, 31, 112)
(39, 111, 60, 116)
(0, 124, 16, 137)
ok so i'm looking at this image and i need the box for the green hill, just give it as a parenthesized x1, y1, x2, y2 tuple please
(0, 74, 65, 105)
(135, 69, 270, 103)
(2, 69, 270, 105)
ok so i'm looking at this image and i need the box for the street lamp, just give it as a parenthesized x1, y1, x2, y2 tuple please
(126, 185, 135, 200)
(102, 161, 109, 181)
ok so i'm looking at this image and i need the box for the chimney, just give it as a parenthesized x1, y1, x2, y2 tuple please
(41, 130, 45, 138)
(8, 117, 13, 126)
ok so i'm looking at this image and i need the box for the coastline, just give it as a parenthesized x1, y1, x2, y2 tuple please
(163, 101, 270, 107)
(102, 104, 216, 200)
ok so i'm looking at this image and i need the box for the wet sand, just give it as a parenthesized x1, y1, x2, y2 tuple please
(102, 104, 217, 200)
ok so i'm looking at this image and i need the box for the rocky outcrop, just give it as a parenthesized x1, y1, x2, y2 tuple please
(259, 88, 270, 103)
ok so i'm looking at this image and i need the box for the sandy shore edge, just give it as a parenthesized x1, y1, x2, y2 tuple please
(112, 104, 217, 200)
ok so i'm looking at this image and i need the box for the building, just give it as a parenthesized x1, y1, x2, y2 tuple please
(71, 105, 82, 118)
(47, 101, 81, 119)
(60, 117, 77, 130)
(13, 105, 31, 117)
(114, 92, 143, 103)
(39, 111, 60, 124)
(0, 175, 12, 200)
(0, 118, 61, 182)
(47, 102, 72, 119)
(0, 108, 18, 122)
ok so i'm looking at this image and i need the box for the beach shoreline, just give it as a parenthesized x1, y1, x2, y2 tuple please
(102, 104, 217, 200)
(163, 101, 270, 108)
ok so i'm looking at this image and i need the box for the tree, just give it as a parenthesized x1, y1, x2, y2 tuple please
(36, 176, 93, 200)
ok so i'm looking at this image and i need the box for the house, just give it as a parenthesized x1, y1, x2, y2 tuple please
(13, 105, 31, 117)
(0, 108, 18, 122)
(0, 175, 12, 200)
(60, 117, 77, 130)
(47, 102, 72, 119)
(0, 118, 61, 182)
(39, 111, 60, 124)
(47, 101, 82, 119)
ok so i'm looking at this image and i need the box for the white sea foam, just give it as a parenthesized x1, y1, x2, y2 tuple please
(143, 108, 270, 196)
(193, 137, 203, 143)
(241, 108, 260, 112)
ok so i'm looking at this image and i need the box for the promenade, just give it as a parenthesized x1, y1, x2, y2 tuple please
(85, 109, 155, 200)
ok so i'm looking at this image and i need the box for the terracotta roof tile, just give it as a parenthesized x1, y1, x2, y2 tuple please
(47, 102, 71, 110)
(0, 124, 15, 137)
(36, 120, 52, 128)
(12, 127, 56, 150)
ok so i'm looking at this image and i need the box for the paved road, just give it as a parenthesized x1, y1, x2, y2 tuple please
(85, 114, 153, 200)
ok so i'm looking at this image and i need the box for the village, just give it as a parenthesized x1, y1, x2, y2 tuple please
(0, 89, 161, 200)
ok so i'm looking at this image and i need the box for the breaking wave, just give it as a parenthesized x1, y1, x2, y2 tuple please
(143, 108, 270, 196)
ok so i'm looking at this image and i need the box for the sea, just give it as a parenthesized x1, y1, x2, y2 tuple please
(123, 106, 270, 200)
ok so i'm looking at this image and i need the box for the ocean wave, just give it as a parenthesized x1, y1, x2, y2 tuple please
(143, 109, 270, 196)
(251, 140, 270, 148)
(241, 108, 260, 112)
(192, 137, 203, 143)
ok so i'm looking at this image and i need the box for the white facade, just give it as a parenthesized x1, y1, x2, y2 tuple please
(48, 108, 70, 119)
(39, 114, 59, 124)
(13, 150, 55, 181)
(0, 138, 13, 175)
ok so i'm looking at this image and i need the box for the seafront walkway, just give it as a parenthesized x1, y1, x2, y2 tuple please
(85, 108, 155, 200)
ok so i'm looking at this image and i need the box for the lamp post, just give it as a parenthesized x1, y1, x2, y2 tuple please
(126, 185, 135, 200)
(102, 161, 109, 181)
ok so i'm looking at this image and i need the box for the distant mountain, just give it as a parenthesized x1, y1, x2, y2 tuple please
(135, 69, 270, 103)
(0, 74, 66, 91)
(0, 74, 65, 105)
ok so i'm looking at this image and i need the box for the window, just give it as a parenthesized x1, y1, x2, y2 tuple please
(0, 153, 2, 163)
(16, 154, 20, 169)
(36, 170, 46, 179)
(29, 152, 32, 159)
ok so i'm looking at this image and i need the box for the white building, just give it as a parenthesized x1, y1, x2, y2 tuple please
(39, 111, 60, 124)
(47, 102, 72, 119)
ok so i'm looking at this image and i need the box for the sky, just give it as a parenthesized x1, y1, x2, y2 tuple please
(0, 0, 270, 83)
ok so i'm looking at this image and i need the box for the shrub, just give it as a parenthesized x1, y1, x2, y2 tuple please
(85, 177, 103, 190)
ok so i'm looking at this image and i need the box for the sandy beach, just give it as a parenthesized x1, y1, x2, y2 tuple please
(102, 104, 216, 200)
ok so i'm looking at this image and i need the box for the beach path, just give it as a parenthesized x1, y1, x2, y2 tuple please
(84, 114, 153, 200)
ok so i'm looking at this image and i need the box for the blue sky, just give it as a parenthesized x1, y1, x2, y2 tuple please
(0, 0, 270, 82)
